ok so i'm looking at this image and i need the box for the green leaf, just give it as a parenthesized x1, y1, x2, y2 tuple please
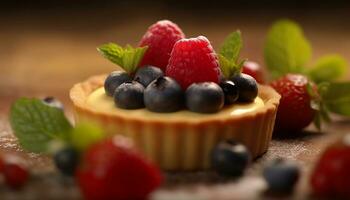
(314, 113, 321, 130)
(218, 55, 242, 78)
(322, 82, 350, 116)
(219, 30, 245, 79)
(264, 19, 312, 78)
(220, 31, 243, 62)
(97, 43, 148, 74)
(320, 104, 331, 123)
(9, 98, 73, 153)
(307, 82, 332, 130)
(307, 54, 347, 83)
(70, 122, 105, 151)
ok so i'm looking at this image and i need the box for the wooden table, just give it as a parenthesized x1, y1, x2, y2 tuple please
(1, 5, 350, 199)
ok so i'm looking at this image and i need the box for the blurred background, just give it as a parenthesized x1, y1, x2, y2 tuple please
(1, 0, 350, 109)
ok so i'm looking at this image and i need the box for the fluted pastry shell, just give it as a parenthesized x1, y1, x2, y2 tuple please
(70, 74, 280, 170)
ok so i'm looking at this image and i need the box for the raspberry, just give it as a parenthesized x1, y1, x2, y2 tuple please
(270, 74, 316, 133)
(166, 36, 221, 89)
(311, 139, 350, 198)
(139, 20, 185, 71)
(76, 136, 163, 200)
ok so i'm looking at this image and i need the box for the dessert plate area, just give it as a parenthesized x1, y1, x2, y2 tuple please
(0, 103, 349, 199)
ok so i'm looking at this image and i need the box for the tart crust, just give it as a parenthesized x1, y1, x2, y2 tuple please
(70, 74, 280, 170)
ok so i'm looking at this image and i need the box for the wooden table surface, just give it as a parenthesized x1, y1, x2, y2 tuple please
(1, 5, 350, 200)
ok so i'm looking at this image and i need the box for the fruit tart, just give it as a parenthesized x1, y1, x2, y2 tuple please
(70, 20, 280, 170)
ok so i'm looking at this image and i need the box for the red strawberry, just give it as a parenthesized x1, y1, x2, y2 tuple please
(76, 136, 163, 200)
(242, 61, 265, 84)
(311, 137, 350, 198)
(2, 156, 29, 189)
(270, 74, 316, 133)
(166, 36, 221, 89)
(0, 154, 4, 173)
(139, 20, 185, 71)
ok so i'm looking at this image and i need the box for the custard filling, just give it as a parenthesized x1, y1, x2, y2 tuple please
(86, 87, 265, 122)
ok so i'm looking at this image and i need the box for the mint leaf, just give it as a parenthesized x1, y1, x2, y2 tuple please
(307, 82, 329, 130)
(220, 31, 243, 62)
(307, 55, 347, 83)
(97, 43, 148, 74)
(321, 82, 350, 116)
(264, 19, 312, 78)
(218, 55, 242, 78)
(219, 31, 245, 79)
(70, 122, 105, 151)
(10, 98, 73, 153)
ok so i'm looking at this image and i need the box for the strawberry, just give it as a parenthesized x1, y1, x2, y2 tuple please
(311, 136, 350, 198)
(76, 136, 163, 200)
(3, 162, 29, 189)
(166, 36, 221, 89)
(270, 74, 316, 133)
(139, 20, 185, 71)
(242, 61, 265, 84)
(2, 155, 29, 189)
(0, 154, 4, 173)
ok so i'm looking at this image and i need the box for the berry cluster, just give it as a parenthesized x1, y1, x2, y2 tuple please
(210, 139, 302, 195)
(51, 132, 162, 200)
(105, 66, 258, 113)
(103, 20, 259, 114)
(44, 119, 162, 200)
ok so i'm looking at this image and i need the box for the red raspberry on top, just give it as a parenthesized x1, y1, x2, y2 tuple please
(166, 36, 221, 89)
(139, 20, 185, 71)
(76, 136, 163, 200)
(270, 74, 316, 133)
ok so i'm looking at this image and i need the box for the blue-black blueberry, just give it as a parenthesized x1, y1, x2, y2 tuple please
(114, 81, 145, 109)
(104, 71, 132, 96)
(144, 76, 183, 113)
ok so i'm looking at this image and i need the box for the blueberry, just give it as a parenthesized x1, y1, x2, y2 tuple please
(231, 73, 258, 102)
(54, 147, 79, 176)
(263, 158, 300, 193)
(220, 80, 239, 104)
(134, 65, 164, 87)
(42, 97, 64, 110)
(186, 82, 224, 113)
(211, 140, 251, 177)
(104, 71, 132, 96)
(144, 76, 183, 113)
(114, 81, 145, 109)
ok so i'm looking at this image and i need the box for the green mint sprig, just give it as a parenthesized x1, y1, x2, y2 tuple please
(10, 98, 73, 153)
(307, 83, 331, 130)
(307, 55, 347, 83)
(97, 43, 148, 74)
(10, 98, 105, 153)
(264, 19, 350, 129)
(320, 82, 350, 116)
(264, 19, 312, 78)
(309, 82, 350, 129)
(264, 19, 347, 83)
(219, 31, 246, 79)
